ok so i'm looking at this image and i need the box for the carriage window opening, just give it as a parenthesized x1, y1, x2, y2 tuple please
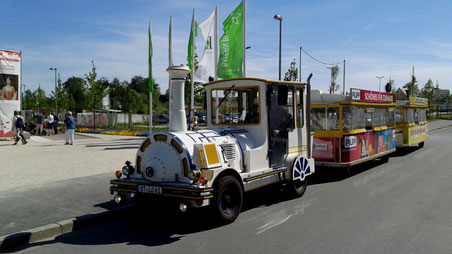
(386, 108, 395, 126)
(405, 109, 414, 124)
(342, 107, 352, 130)
(365, 108, 374, 129)
(296, 89, 304, 127)
(395, 109, 403, 123)
(311, 108, 326, 131)
(353, 107, 365, 130)
(327, 107, 339, 131)
(211, 87, 260, 125)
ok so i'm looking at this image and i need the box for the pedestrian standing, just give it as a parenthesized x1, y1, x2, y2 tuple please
(12, 110, 27, 145)
(64, 111, 75, 145)
(53, 113, 59, 135)
(48, 112, 55, 135)
(36, 111, 44, 136)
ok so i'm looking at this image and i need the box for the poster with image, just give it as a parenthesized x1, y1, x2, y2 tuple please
(0, 74, 19, 101)
(0, 49, 21, 138)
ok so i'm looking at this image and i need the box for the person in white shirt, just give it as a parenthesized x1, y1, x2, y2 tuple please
(48, 113, 54, 135)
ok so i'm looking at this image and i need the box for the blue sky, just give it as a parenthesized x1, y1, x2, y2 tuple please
(2, 0, 452, 95)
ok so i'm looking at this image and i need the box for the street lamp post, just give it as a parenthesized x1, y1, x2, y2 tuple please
(50, 67, 58, 115)
(21, 83, 26, 110)
(376, 76, 384, 92)
(274, 14, 282, 81)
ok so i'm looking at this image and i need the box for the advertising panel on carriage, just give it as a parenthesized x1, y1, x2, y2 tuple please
(311, 88, 396, 167)
(0, 49, 21, 138)
(395, 96, 428, 147)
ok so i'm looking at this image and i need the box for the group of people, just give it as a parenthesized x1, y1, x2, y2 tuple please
(34, 111, 59, 136)
(11, 110, 76, 145)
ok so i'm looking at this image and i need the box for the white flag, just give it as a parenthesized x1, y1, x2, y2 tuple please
(195, 9, 217, 83)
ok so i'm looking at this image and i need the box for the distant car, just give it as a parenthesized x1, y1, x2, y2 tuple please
(156, 114, 169, 124)
(196, 113, 206, 123)
(231, 113, 239, 123)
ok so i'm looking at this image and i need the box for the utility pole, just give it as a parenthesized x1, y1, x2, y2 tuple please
(376, 76, 384, 92)
(342, 59, 346, 95)
(299, 47, 302, 82)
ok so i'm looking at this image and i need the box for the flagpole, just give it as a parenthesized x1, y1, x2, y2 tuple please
(214, 6, 218, 81)
(168, 16, 173, 124)
(149, 22, 153, 135)
(189, 9, 196, 131)
(215, 6, 219, 123)
(242, 0, 246, 77)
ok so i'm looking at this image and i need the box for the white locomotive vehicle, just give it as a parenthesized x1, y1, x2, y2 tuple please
(110, 66, 315, 223)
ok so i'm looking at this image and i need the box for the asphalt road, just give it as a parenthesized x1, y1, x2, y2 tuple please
(9, 127, 452, 254)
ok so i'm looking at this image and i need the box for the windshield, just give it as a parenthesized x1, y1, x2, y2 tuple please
(211, 87, 260, 125)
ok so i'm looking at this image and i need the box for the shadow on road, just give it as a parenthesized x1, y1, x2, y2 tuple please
(308, 158, 387, 186)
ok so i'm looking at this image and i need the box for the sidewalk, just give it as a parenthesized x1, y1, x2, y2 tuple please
(1, 120, 452, 251)
(0, 132, 144, 251)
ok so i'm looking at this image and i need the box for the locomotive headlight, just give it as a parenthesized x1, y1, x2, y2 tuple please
(122, 165, 135, 177)
(122, 166, 129, 176)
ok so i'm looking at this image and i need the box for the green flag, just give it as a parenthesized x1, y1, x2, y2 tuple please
(148, 23, 154, 93)
(217, 1, 243, 79)
(187, 11, 198, 77)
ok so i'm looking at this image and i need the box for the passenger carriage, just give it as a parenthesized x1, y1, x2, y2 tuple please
(310, 88, 397, 168)
(395, 97, 428, 149)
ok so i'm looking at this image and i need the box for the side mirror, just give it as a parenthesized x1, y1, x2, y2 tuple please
(278, 86, 288, 105)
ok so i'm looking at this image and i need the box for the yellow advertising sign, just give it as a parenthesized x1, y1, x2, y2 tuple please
(409, 97, 427, 106)
(403, 124, 428, 145)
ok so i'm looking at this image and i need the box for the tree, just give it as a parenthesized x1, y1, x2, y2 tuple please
(284, 59, 298, 81)
(48, 73, 69, 114)
(184, 80, 205, 109)
(130, 75, 148, 94)
(63, 76, 87, 113)
(421, 79, 434, 101)
(33, 85, 48, 110)
(403, 70, 419, 97)
(328, 65, 340, 94)
(108, 78, 125, 110)
(85, 60, 109, 111)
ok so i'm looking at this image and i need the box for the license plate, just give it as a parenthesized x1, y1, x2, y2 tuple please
(138, 185, 162, 195)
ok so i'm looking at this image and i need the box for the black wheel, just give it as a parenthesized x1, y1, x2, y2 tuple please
(419, 141, 424, 148)
(212, 175, 243, 223)
(381, 155, 389, 163)
(287, 178, 308, 198)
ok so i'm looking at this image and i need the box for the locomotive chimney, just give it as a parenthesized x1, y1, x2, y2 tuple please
(167, 65, 190, 132)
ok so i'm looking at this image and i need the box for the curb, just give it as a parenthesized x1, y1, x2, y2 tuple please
(428, 123, 452, 132)
(0, 203, 135, 252)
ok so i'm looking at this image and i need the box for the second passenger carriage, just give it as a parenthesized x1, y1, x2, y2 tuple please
(310, 88, 397, 167)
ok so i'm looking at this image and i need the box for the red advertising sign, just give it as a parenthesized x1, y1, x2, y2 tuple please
(350, 88, 395, 103)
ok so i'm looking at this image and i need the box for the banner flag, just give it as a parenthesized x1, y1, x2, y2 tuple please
(0, 49, 21, 138)
(217, 1, 243, 79)
(187, 12, 198, 75)
(148, 23, 154, 93)
(195, 9, 217, 83)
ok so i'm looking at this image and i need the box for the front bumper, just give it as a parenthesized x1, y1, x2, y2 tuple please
(110, 179, 213, 204)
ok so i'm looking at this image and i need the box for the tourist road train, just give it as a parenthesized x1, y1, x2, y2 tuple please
(110, 65, 427, 223)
